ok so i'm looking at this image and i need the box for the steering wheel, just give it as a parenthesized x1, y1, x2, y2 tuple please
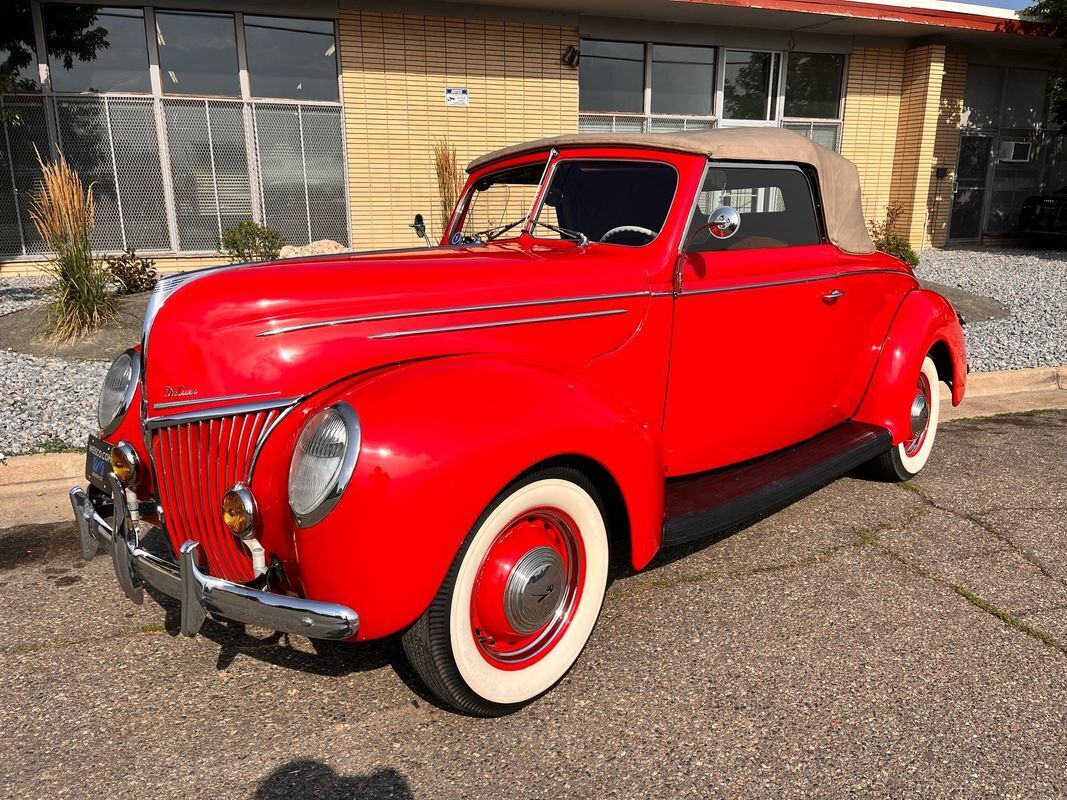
(599, 225, 656, 244)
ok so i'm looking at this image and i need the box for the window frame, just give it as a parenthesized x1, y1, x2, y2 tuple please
(576, 38, 848, 149)
(684, 161, 826, 253)
(0, 2, 349, 259)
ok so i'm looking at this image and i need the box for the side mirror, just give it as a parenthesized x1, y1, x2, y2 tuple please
(409, 213, 432, 247)
(708, 206, 740, 240)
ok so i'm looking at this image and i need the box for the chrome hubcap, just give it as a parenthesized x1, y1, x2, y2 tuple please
(910, 391, 930, 439)
(504, 546, 565, 634)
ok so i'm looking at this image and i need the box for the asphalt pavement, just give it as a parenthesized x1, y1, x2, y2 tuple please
(1, 412, 1065, 799)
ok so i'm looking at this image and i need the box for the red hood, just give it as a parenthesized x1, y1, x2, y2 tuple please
(142, 241, 650, 417)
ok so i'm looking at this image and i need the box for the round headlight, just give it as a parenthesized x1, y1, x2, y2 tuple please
(98, 351, 139, 435)
(288, 403, 360, 527)
(222, 483, 257, 539)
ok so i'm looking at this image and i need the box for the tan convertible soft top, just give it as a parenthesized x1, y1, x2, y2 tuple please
(467, 128, 875, 255)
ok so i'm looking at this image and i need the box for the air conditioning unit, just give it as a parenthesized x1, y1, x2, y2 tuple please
(998, 140, 1032, 164)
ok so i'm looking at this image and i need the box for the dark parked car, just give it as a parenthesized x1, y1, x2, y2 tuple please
(1020, 187, 1067, 245)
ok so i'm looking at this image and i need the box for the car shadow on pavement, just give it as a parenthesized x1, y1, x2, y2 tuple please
(254, 760, 413, 800)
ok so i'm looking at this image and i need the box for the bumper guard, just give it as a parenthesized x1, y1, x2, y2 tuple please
(70, 475, 359, 640)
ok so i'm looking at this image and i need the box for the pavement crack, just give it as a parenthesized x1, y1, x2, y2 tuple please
(953, 585, 1067, 655)
(4, 623, 167, 655)
(897, 482, 1063, 585)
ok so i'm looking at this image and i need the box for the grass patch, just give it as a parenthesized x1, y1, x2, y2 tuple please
(954, 585, 1066, 655)
(40, 438, 83, 454)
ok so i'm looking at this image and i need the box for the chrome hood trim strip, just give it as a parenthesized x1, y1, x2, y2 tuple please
(145, 396, 299, 430)
(256, 291, 650, 338)
(369, 308, 629, 340)
(152, 390, 283, 411)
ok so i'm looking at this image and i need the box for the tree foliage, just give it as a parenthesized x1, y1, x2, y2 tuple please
(1025, 0, 1067, 128)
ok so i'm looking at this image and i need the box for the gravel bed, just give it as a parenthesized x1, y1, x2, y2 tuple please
(917, 248, 1067, 372)
(0, 276, 48, 317)
(0, 349, 106, 457)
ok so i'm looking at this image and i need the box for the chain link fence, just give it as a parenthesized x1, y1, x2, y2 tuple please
(0, 94, 348, 259)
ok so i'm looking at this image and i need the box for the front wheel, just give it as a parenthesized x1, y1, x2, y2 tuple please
(402, 467, 610, 716)
(868, 355, 941, 481)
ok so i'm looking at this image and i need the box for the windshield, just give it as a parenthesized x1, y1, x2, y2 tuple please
(453, 161, 547, 243)
(534, 160, 678, 246)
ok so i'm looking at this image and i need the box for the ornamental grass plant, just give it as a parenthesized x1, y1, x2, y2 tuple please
(27, 148, 114, 340)
(432, 138, 462, 237)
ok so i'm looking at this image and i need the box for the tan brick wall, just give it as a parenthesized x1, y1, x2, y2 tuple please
(889, 44, 947, 247)
(927, 51, 967, 248)
(0, 254, 222, 278)
(840, 48, 906, 227)
(339, 11, 579, 251)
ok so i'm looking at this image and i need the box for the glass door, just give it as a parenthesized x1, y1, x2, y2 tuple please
(948, 133, 994, 242)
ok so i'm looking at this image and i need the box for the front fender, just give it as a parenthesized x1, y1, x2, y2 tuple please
(291, 357, 664, 640)
(852, 288, 967, 443)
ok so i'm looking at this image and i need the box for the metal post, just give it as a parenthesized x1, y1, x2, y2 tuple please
(1, 98, 28, 257)
(205, 100, 223, 246)
(145, 7, 181, 253)
(30, 0, 60, 161)
(234, 12, 262, 224)
(103, 97, 128, 250)
(297, 104, 312, 245)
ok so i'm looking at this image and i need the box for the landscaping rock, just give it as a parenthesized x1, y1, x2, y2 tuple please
(279, 239, 348, 259)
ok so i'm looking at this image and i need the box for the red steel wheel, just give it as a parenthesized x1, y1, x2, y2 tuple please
(402, 467, 610, 716)
(868, 355, 941, 481)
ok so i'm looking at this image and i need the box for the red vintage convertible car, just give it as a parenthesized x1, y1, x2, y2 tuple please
(71, 129, 966, 715)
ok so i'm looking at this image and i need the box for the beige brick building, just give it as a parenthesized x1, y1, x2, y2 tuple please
(0, 0, 1059, 275)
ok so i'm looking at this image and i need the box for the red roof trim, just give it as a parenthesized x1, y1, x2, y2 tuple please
(673, 0, 1051, 35)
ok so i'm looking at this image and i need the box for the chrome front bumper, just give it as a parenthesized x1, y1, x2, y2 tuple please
(69, 475, 359, 640)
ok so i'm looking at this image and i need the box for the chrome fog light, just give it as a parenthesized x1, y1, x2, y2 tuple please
(222, 483, 257, 539)
(110, 441, 139, 487)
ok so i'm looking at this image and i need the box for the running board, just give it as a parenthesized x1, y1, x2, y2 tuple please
(662, 422, 892, 547)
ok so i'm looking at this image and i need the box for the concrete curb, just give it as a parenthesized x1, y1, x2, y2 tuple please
(942, 366, 1067, 422)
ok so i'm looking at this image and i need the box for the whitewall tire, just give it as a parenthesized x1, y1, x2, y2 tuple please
(402, 467, 610, 716)
(869, 355, 941, 481)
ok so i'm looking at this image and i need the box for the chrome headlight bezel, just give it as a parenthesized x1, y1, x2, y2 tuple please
(98, 350, 141, 437)
(287, 402, 361, 528)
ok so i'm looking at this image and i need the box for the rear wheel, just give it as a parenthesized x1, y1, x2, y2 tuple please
(402, 467, 610, 716)
(868, 355, 941, 481)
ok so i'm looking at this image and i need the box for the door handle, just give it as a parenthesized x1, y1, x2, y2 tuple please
(822, 289, 844, 304)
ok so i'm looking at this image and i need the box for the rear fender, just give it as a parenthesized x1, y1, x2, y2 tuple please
(292, 356, 664, 640)
(852, 289, 967, 443)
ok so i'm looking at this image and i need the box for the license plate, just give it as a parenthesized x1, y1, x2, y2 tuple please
(85, 434, 113, 493)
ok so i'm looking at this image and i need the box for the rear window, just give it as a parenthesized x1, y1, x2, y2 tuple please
(686, 164, 821, 252)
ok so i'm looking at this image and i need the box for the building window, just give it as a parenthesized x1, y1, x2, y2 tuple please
(1, 1, 39, 91)
(156, 11, 240, 97)
(784, 53, 843, 120)
(44, 5, 150, 94)
(650, 45, 715, 116)
(578, 40, 644, 114)
(722, 50, 780, 122)
(0, 6, 348, 259)
(244, 16, 339, 101)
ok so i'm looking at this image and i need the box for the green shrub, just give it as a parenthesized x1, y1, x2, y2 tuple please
(105, 248, 158, 295)
(868, 205, 919, 268)
(220, 220, 285, 263)
(27, 150, 114, 340)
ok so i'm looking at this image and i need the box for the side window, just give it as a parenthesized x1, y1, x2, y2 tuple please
(686, 165, 822, 252)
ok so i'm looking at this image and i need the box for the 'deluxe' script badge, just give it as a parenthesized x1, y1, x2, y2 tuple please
(163, 385, 198, 399)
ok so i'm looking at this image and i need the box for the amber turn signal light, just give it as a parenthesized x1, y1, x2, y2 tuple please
(110, 441, 139, 486)
(222, 483, 256, 539)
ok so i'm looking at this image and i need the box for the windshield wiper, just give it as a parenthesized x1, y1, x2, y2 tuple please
(475, 218, 526, 242)
(532, 219, 589, 247)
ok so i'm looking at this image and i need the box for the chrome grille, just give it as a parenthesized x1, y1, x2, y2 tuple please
(152, 409, 279, 583)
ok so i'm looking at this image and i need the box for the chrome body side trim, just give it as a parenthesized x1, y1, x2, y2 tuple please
(256, 291, 650, 338)
(369, 308, 630, 340)
(145, 396, 298, 431)
(678, 268, 913, 297)
(153, 390, 283, 411)
(70, 484, 360, 640)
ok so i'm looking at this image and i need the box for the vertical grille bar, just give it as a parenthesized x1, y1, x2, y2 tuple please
(152, 411, 265, 583)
